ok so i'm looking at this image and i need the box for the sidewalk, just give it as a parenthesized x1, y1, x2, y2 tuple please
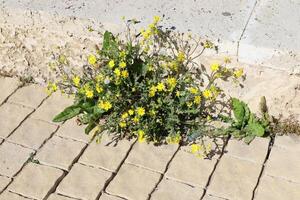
(0, 77, 300, 200)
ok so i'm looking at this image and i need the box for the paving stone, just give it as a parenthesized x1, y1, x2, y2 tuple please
(57, 163, 111, 200)
(225, 137, 269, 164)
(31, 92, 73, 123)
(36, 136, 86, 170)
(7, 118, 57, 149)
(48, 193, 75, 200)
(8, 84, 47, 108)
(151, 178, 203, 200)
(8, 163, 64, 200)
(0, 191, 30, 200)
(79, 134, 134, 172)
(165, 148, 217, 188)
(274, 134, 300, 151)
(56, 119, 91, 143)
(0, 103, 33, 139)
(0, 175, 11, 192)
(0, 142, 33, 177)
(126, 142, 178, 173)
(0, 77, 20, 105)
(106, 164, 161, 200)
(264, 146, 300, 183)
(202, 194, 228, 200)
(207, 155, 262, 200)
(99, 193, 124, 200)
(255, 175, 300, 200)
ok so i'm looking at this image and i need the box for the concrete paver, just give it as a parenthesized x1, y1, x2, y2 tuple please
(254, 174, 300, 200)
(8, 84, 47, 108)
(99, 193, 124, 200)
(35, 136, 86, 170)
(165, 147, 217, 188)
(0, 103, 33, 139)
(106, 163, 161, 200)
(273, 134, 300, 151)
(48, 193, 76, 200)
(0, 191, 30, 200)
(0, 175, 11, 192)
(79, 134, 134, 172)
(0, 77, 20, 105)
(0, 142, 33, 177)
(151, 178, 203, 200)
(207, 155, 262, 200)
(56, 163, 111, 200)
(8, 163, 64, 200)
(7, 118, 57, 149)
(126, 142, 178, 173)
(264, 146, 300, 183)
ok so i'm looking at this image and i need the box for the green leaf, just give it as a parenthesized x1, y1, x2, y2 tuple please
(102, 31, 118, 57)
(246, 122, 265, 137)
(85, 122, 97, 135)
(53, 105, 81, 122)
(244, 135, 255, 144)
(231, 98, 245, 128)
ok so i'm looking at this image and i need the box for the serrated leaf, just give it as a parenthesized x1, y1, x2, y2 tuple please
(231, 98, 245, 128)
(53, 105, 81, 122)
(246, 122, 265, 137)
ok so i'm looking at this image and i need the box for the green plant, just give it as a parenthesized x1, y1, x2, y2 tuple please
(49, 16, 244, 147)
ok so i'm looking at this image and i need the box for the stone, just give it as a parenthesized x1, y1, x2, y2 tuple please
(0, 142, 33, 177)
(8, 84, 47, 108)
(0, 191, 30, 200)
(264, 146, 300, 183)
(207, 155, 262, 200)
(56, 164, 111, 200)
(202, 194, 228, 200)
(0, 175, 11, 192)
(35, 136, 86, 170)
(0, 103, 33, 139)
(79, 134, 134, 172)
(8, 163, 64, 200)
(126, 142, 178, 173)
(31, 92, 73, 123)
(7, 118, 57, 149)
(273, 134, 300, 151)
(48, 193, 75, 200)
(0, 77, 20, 105)
(166, 148, 217, 188)
(56, 119, 91, 143)
(99, 193, 124, 200)
(151, 178, 203, 200)
(225, 137, 269, 164)
(106, 164, 161, 200)
(255, 175, 300, 200)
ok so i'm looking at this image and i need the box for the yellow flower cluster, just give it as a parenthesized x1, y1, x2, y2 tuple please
(98, 100, 112, 111)
(46, 82, 58, 95)
(190, 143, 212, 159)
(166, 133, 181, 144)
(88, 54, 97, 65)
(72, 76, 81, 87)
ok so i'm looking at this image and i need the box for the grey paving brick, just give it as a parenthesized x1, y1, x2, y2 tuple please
(0, 77, 20, 105)
(0, 142, 33, 177)
(99, 193, 124, 200)
(48, 193, 75, 200)
(7, 118, 57, 149)
(0, 191, 30, 200)
(57, 163, 111, 200)
(0, 175, 11, 192)
(273, 134, 300, 151)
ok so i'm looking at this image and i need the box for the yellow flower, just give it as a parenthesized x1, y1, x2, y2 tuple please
(210, 62, 220, 72)
(156, 82, 165, 92)
(133, 116, 139, 123)
(191, 144, 202, 154)
(72, 76, 81, 87)
(203, 89, 212, 99)
(194, 95, 201, 105)
(88, 54, 97, 65)
(188, 87, 198, 94)
(119, 121, 126, 128)
(119, 61, 126, 68)
(176, 91, 180, 97)
(177, 51, 185, 62)
(96, 84, 103, 93)
(137, 129, 146, 143)
(234, 68, 244, 78)
(98, 101, 112, 111)
(108, 60, 115, 68)
(167, 77, 177, 90)
(121, 70, 129, 78)
(128, 109, 134, 116)
(136, 107, 145, 116)
(166, 133, 181, 144)
(119, 50, 126, 59)
(204, 40, 214, 49)
(153, 16, 161, 24)
(85, 90, 94, 98)
(187, 102, 193, 108)
(149, 86, 157, 97)
(114, 68, 121, 77)
(46, 82, 58, 95)
(121, 112, 128, 119)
